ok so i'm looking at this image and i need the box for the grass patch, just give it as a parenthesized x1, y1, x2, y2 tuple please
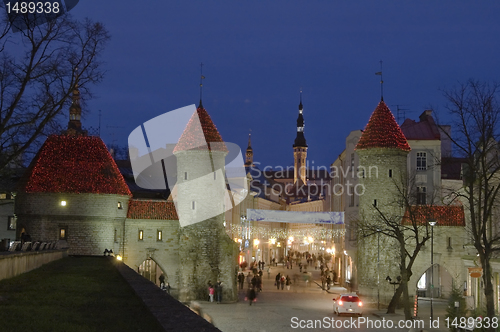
(0, 256, 164, 332)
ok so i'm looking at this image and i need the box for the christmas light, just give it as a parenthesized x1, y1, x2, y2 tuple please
(21, 135, 131, 196)
(402, 205, 465, 226)
(356, 101, 411, 151)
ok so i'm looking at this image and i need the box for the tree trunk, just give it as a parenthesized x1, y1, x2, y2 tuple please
(482, 260, 496, 332)
(387, 283, 403, 314)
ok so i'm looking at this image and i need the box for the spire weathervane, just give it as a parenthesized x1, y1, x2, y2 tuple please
(375, 60, 384, 101)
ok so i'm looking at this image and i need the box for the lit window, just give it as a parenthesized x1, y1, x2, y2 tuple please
(157, 230, 162, 241)
(417, 186, 426, 205)
(7, 216, 16, 230)
(416, 152, 427, 171)
(59, 227, 67, 240)
(117, 202, 123, 209)
(138, 230, 144, 241)
(60, 200, 67, 206)
(0, 193, 6, 199)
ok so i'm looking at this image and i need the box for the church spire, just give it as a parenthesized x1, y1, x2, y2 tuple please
(245, 130, 254, 166)
(65, 70, 86, 136)
(293, 90, 307, 185)
(199, 62, 205, 109)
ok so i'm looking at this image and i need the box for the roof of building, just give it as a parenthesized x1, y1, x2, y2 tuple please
(127, 199, 178, 220)
(173, 106, 227, 153)
(400, 110, 441, 140)
(402, 205, 465, 226)
(18, 135, 131, 196)
(356, 101, 411, 151)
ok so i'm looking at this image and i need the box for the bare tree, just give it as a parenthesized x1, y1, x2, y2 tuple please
(441, 79, 500, 327)
(358, 172, 434, 319)
(0, 11, 110, 171)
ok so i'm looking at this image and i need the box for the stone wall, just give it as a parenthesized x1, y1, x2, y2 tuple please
(0, 250, 68, 281)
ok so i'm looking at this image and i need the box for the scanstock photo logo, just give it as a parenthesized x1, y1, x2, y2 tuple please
(3, 0, 80, 32)
(128, 104, 248, 227)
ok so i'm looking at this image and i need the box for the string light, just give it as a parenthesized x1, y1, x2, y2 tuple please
(225, 224, 345, 240)
(403, 205, 465, 226)
(22, 135, 131, 196)
(173, 106, 228, 153)
(356, 101, 411, 151)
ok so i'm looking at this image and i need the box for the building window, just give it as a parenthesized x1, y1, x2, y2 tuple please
(59, 227, 67, 240)
(417, 186, 426, 205)
(416, 152, 427, 171)
(184, 172, 188, 180)
(138, 230, 144, 241)
(157, 230, 162, 241)
(0, 193, 7, 199)
(389, 169, 392, 178)
(349, 193, 354, 207)
(373, 199, 377, 207)
(117, 201, 123, 209)
(114, 229, 118, 243)
(447, 237, 452, 249)
(192, 201, 196, 210)
(7, 216, 16, 230)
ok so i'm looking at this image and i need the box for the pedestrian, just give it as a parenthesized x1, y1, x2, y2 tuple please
(267, 266, 271, 279)
(209, 285, 214, 302)
(275, 273, 281, 290)
(286, 275, 291, 290)
(215, 280, 223, 303)
(164, 282, 171, 294)
(280, 275, 285, 290)
(299, 262, 302, 272)
(159, 273, 165, 288)
(247, 286, 256, 305)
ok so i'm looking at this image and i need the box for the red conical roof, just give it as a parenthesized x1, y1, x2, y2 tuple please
(173, 106, 228, 153)
(356, 101, 411, 151)
(18, 135, 131, 196)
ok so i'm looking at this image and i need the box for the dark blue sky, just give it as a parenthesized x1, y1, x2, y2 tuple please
(71, 1, 500, 168)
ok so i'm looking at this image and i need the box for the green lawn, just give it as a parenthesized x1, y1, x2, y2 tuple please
(0, 256, 164, 332)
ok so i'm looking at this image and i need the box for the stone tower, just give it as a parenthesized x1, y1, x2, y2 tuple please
(172, 101, 238, 303)
(293, 92, 308, 185)
(355, 100, 411, 299)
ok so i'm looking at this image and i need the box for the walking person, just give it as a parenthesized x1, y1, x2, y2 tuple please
(280, 275, 285, 290)
(215, 280, 223, 303)
(275, 273, 281, 290)
(286, 275, 291, 290)
(247, 286, 257, 305)
(209, 285, 214, 302)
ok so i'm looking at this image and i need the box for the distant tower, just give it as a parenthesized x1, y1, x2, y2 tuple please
(355, 100, 411, 299)
(293, 91, 308, 185)
(245, 132, 254, 167)
(65, 75, 87, 136)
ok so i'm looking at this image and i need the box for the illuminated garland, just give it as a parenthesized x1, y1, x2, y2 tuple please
(127, 199, 178, 219)
(21, 135, 132, 195)
(173, 106, 228, 153)
(356, 101, 411, 151)
(226, 224, 346, 241)
(402, 205, 465, 226)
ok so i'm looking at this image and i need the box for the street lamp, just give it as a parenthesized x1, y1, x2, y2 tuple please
(429, 220, 437, 322)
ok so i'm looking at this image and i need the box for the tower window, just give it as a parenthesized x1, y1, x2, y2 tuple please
(138, 230, 144, 241)
(114, 229, 118, 243)
(416, 152, 427, 171)
(184, 172, 188, 180)
(373, 199, 377, 207)
(192, 201, 196, 210)
(389, 169, 392, 178)
(447, 237, 452, 249)
(157, 230, 162, 241)
(117, 202, 123, 209)
(417, 186, 426, 205)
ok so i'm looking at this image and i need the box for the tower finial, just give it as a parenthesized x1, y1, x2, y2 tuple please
(199, 62, 205, 108)
(375, 60, 384, 101)
(247, 129, 252, 148)
(65, 67, 86, 136)
(299, 88, 303, 112)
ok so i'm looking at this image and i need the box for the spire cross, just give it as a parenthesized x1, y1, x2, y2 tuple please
(375, 60, 384, 101)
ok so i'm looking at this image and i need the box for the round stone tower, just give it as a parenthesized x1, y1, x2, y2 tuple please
(172, 101, 238, 303)
(355, 100, 411, 300)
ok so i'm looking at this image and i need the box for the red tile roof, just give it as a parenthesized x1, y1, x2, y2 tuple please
(19, 135, 131, 195)
(127, 199, 178, 220)
(356, 101, 411, 151)
(173, 106, 228, 153)
(401, 110, 441, 140)
(402, 205, 465, 226)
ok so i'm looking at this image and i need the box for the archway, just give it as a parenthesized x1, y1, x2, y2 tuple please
(138, 257, 167, 286)
(416, 264, 453, 299)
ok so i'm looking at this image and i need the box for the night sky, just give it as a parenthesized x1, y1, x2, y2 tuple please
(69, 1, 500, 169)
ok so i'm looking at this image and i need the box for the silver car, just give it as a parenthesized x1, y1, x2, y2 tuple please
(333, 294, 363, 316)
